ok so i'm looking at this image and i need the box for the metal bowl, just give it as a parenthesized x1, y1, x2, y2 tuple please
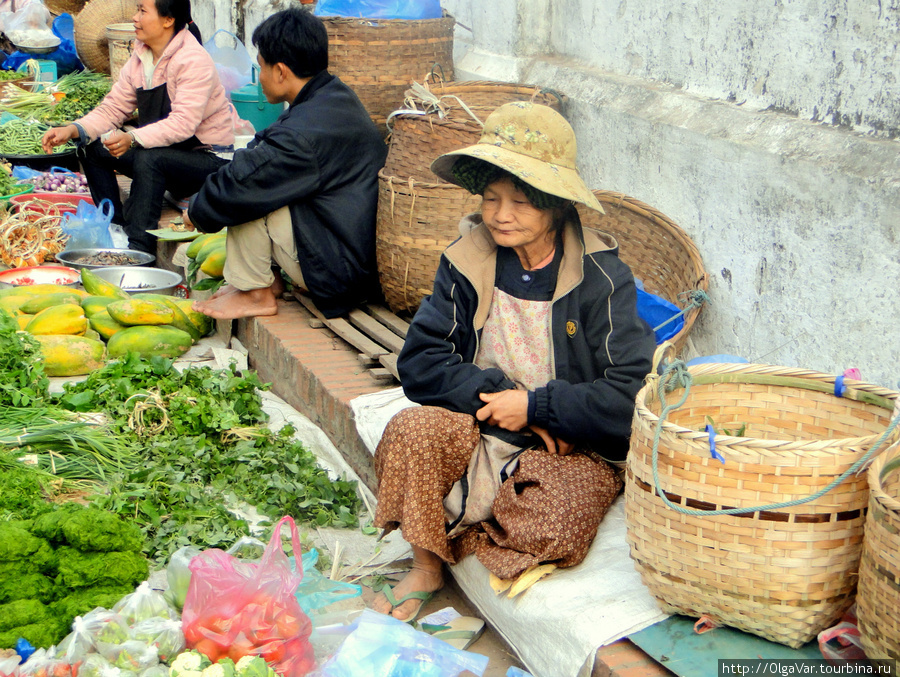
(0, 265, 79, 289)
(56, 248, 155, 270)
(89, 266, 183, 296)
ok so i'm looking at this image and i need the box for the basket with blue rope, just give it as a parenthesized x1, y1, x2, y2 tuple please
(624, 345, 900, 648)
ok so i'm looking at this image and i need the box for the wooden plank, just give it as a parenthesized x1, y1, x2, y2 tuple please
(295, 293, 388, 360)
(367, 367, 394, 382)
(366, 304, 410, 338)
(348, 309, 406, 354)
(379, 353, 400, 381)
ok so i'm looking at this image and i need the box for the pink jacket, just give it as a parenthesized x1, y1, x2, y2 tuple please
(76, 28, 234, 148)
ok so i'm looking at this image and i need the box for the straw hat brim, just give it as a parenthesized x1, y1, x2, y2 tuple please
(431, 144, 605, 214)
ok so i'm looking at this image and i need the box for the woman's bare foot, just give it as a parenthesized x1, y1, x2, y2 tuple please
(210, 284, 236, 299)
(371, 546, 444, 621)
(192, 286, 278, 319)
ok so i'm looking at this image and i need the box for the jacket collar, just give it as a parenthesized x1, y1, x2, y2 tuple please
(444, 213, 619, 330)
(133, 26, 191, 65)
(289, 70, 335, 109)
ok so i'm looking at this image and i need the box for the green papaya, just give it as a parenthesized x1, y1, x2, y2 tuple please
(107, 326, 194, 359)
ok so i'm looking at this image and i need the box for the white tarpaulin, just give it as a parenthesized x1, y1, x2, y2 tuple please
(349, 386, 668, 677)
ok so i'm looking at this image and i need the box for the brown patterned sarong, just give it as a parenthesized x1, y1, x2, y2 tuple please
(374, 406, 623, 579)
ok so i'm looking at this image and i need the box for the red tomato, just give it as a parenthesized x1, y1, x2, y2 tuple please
(261, 644, 286, 665)
(193, 638, 223, 663)
(227, 634, 255, 663)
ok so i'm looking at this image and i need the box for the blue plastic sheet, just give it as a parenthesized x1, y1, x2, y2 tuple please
(314, 0, 442, 20)
(291, 549, 362, 615)
(634, 279, 684, 344)
(316, 609, 489, 677)
(2, 14, 83, 76)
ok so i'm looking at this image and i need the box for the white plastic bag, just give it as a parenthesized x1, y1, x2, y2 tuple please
(2, 0, 55, 49)
(203, 30, 252, 95)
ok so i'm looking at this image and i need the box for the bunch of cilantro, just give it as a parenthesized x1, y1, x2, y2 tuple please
(57, 355, 360, 565)
(0, 308, 49, 408)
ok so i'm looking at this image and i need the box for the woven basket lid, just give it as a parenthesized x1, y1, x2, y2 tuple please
(74, 0, 132, 73)
(46, 0, 88, 16)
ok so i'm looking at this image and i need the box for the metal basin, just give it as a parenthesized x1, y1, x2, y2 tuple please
(56, 249, 155, 270)
(90, 266, 183, 296)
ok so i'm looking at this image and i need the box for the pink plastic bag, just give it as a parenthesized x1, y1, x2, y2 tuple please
(181, 516, 314, 677)
(818, 604, 866, 664)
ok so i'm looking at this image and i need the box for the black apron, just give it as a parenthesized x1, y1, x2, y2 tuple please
(136, 83, 203, 151)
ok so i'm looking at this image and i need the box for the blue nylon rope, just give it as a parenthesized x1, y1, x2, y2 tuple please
(652, 289, 710, 333)
(650, 360, 900, 516)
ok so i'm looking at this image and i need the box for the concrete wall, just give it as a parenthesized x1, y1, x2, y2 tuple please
(442, 0, 900, 390)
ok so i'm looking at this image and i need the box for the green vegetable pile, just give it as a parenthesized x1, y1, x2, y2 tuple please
(58, 355, 360, 565)
(0, 118, 72, 156)
(0, 70, 27, 82)
(0, 505, 149, 649)
(44, 72, 112, 125)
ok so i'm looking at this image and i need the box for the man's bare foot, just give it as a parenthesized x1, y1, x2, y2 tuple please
(192, 286, 278, 319)
(210, 284, 237, 300)
(371, 546, 444, 621)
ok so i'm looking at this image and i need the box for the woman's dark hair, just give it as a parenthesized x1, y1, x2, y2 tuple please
(252, 8, 328, 78)
(155, 0, 202, 42)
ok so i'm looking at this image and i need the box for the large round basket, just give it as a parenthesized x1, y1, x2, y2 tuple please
(375, 169, 480, 315)
(578, 192, 707, 354)
(856, 439, 900, 659)
(322, 11, 455, 135)
(45, 0, 87, 16)
(385, 80, 567, 181)
(74, 0, 132, 73)
(625, 357, 900, 649)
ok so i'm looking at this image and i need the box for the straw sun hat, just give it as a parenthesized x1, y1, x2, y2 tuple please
(430, 101, 605, 214)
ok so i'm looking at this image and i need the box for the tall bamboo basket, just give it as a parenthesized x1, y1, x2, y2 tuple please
(385, 80, 567, 182)
(376, 169, 480, 314)
(856, 441, 900, 659)
(106, 23, 135, 83)
(576, 193, 707, 355)
(625, 357, 900, 648)
(74, 0, 132, 74)
(322, 12, 455, 135)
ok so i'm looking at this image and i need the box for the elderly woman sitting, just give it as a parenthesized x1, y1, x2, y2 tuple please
(371, 102, 656, 622)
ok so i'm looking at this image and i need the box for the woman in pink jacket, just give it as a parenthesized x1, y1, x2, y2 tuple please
(42, 0, 234, 254)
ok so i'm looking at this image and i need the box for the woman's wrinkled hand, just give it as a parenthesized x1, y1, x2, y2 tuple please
(102, 130, 132, 158)
(529, 424, 575, 456)
(41, 125, 77, 154)
(476, 389, 529, 431)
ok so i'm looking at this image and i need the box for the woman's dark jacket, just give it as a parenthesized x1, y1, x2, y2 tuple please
(189, 71, 387, 317)
(397, 215, 656, 449)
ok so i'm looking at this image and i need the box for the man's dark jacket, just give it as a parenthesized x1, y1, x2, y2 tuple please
(189, 71, 387, 317)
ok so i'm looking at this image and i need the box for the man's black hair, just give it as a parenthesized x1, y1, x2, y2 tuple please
(252, 8, 328, 78)
(154, 0, 202, 42)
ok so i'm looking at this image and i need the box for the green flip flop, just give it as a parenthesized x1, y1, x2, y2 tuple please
(381, 584, 434, 623)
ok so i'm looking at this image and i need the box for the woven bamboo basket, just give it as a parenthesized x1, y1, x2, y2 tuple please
(578, 192, 707, 354)
(322, 11, 455, 135)
(856, 441, 900, 659)
(73, 0, 132, 74)
(625, 356, 900, 648)
(385, 80, 567, 181)
(376, 169, 480, 314)
(46, 0, 88, 16)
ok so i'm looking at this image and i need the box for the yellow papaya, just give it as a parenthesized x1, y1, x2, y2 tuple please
(131, 294, 200, 340)
(0, 284, 86, 299)
(34, 335, 106, 377)
(195, 236, 228, 265)
(0, 294, 31, 315)
(186, 231, 226, 259)
(80, 268, 131, 300)
(83, 327, 102, 341)
(89, 310, 127, 340)
(199, 246, 226, 278)
(25, 304, 87, 336)
(20, 292, 85, 315)
(107, 299, 176, 326)
(107, 325, 194, 359)
(17, 314, 33, 330)
(81, 295, 118, 318)
(172, 299, 213, 338)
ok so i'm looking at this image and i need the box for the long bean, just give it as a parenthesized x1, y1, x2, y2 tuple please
(0, 118, 72, 155)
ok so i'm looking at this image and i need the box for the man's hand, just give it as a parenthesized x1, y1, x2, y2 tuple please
(476, 390, 529, 431)
(41, 125, 78, 154)
(102, 130, 133, 158)
(182, 210, 194, 229)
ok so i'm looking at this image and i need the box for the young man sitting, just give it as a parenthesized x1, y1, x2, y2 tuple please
(184, 8, 387, 319)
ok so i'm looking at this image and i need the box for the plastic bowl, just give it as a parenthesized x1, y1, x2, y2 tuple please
(89, 266, 183, 296)
(56, 248, 154, 270)
(10, 192, 94, 216)
(0, 183, 34, 204)
(0, 265, 79, 288)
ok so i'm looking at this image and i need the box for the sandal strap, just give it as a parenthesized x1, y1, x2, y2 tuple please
(382, 585, 433, 607)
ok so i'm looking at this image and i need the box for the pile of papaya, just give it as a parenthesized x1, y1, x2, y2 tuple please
(186, 231, 226, 293)
(0, 268, 213, 377)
